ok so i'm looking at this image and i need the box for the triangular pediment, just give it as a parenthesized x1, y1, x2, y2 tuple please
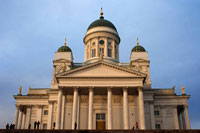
(56, 61, 146, 78)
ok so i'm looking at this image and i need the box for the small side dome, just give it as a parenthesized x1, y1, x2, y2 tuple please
(132, 45, 146, 52)
(131, 38, 146, 52)
(57, 46, 72, 52)
(57, 38, 72, 52)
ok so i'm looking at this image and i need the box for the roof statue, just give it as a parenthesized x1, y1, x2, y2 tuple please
(182, 85, 186, 95)
(18, 85, 22, 96)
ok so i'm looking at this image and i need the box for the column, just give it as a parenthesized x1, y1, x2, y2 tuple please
(107, 87, 113, 129)
(77, 94, 80, 129)
(112, 39, 115, 58)
(72, 87, 78, 129)
(17, 107, 23, 129)
(184, 105, 191, 129)
(181, 110, 186, 129)
(56, 88, 63, 129)
(14, 105, 19, 128)
(178, 111, 183, 129)
(105, 38, 108, 57)
(149, 102, 155, 129)
(123, 87, 129, 129)
(173, 106, 179, 129)
(61, 94, 66, 129)
(47, 102, 54, 129)
(138, 87, 146, 129)
(27, 106, 32, 129)
(88, 87, 94, 129)
(21, 110, 26, 129)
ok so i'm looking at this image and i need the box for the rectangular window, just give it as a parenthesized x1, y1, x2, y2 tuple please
(43, 123, 47, 129)
(44, 110, 48, 115)
(92, 49, 96, 57)
(108, 41, 112, 47)
(96, 113, 105, 120)
(155, 124, 161, 129)
(108, 48, 112, 57)
(115, 45, 117, 59)
(154, 111, 160, 116)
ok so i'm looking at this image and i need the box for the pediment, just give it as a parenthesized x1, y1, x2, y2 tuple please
(56, 61, 146, 78)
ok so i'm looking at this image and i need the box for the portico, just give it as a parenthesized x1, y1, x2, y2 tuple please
(53, 85, 146, 130)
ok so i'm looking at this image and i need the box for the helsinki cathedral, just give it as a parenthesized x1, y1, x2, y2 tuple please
(13, 9, 191, 130)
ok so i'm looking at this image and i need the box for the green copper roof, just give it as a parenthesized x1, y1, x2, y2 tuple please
(57, 46, 72, 52)
(87, 16, 117, 31)
(131, 45, 146, 52)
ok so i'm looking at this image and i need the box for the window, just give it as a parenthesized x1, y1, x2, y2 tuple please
(108, 48, 112, 57)
(108, 41, 112, 47)
(154, 111, 159, 116)
(99, 40, 104, 45)
(99, 48, 104, 55)
(155, 124, 161, 129)
(44, 110, 48, 115)
(115, 45, 118, 59)
(96, 113, 105, 120)
(92, 49, 96, 57)
(43, 123, 47, 129)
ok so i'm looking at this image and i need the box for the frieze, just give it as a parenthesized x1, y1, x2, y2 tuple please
(66, 98, 73, 103)
(80, 97, 88, 103)
(114, 98, 121, 103)
(94, 98, 107, 103)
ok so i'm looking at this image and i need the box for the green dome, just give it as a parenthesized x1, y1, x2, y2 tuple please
(57, 46, 72, 52)
(132, 45, 146, 52)
(87, 16, 117, 31)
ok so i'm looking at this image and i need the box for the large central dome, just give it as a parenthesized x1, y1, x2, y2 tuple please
(87, 16, 117, 31)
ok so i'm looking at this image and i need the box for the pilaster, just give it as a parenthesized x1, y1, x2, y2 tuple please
(173, 105, 179, 129)
(47, 101, 54, 129)
(56, 88, 63, 129)
(107, 87, 113, 129)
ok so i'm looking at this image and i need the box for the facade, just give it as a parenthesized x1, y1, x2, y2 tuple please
(13, 10, 191, 130)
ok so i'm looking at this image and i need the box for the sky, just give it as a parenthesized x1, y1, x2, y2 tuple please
(0, 0, 200, 129)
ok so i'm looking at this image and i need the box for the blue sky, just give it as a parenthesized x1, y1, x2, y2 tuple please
(0, 0, 200, 129)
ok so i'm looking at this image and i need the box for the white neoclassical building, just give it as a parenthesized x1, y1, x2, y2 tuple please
(14, 9, 191, 130)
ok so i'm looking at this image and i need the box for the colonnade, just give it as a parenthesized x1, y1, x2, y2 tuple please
(177, 105, 191, 129)
(14, 105, 33, 129)
(55, 87, 146, 130)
